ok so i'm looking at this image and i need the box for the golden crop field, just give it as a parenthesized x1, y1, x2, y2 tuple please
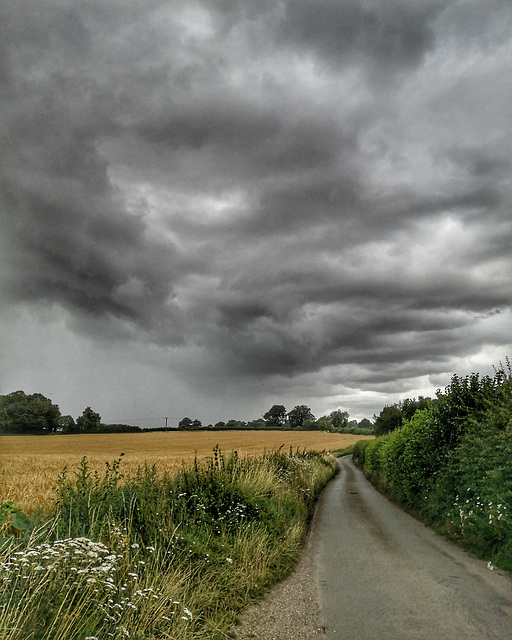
(0, 431, 372, 514)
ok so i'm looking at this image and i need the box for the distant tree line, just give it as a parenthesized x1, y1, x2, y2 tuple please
(0, 391, 142, 435)
(1, 389, 435, 436)
(178, 404, 375, 434)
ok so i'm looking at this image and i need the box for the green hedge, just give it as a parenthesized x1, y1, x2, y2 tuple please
(352, 439, 371, 466)
(355, 362, 512, 571)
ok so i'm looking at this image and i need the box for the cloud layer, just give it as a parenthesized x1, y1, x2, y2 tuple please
(1, 0, 511, 421)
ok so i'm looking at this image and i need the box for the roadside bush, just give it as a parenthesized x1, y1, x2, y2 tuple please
(431, 370, 505, 448)
(352, 439, 371, 466)
(424, 403, 512, 569)
(378, 410, 446, 506)
(362, 435, 390, 485)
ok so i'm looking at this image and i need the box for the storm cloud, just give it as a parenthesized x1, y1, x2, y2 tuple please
(0, 0, 511, 422)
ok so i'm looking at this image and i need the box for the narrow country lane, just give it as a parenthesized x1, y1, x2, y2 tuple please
(316, 457, 512, 640)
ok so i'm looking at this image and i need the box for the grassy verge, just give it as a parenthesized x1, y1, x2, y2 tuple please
(0, 447, 338, 640)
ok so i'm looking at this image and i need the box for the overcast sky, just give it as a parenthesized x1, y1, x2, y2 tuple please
(1, 0, 511, 426)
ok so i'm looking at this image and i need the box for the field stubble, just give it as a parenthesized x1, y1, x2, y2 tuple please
(0, 431, 370, 513)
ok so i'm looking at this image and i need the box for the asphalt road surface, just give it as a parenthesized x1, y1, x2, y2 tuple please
(316, 456, 512, 640)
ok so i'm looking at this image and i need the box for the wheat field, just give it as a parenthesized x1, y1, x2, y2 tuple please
(0, 431, 371, 513)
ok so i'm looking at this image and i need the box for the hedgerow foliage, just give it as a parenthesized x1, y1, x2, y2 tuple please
(354, 359, 512, 570)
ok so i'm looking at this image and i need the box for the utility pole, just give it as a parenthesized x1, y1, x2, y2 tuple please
(164, 417, 168, 431)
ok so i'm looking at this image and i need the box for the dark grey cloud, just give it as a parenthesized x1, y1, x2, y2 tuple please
(0, 0, 510, 421)
(278, 0, 446, 73)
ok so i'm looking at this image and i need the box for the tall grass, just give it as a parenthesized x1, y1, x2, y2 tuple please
(0, 447, 337, 640)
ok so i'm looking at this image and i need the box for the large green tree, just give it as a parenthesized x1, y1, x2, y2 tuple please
(58, 415, 77, 433)
(358, 418, 373, 430)
(76, 406, 101, 432)
(178, 417, 202, 429)
(0, 391, 61, 434)
(263, 405, 287, 426)
(287, 405, 315, 429)
(329, 409, 349, 431)
(373, 405, 403, 436)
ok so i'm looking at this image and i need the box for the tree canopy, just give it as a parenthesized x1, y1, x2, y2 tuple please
(287, 405, 315, 429)
(329, 409, 349, 431)
(373, 405, 403, 436)
(263, 404, 287, 426)
(0, 391, 61, 434)
(373, 397, 433, 436)
(76, 406, 102, 432)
